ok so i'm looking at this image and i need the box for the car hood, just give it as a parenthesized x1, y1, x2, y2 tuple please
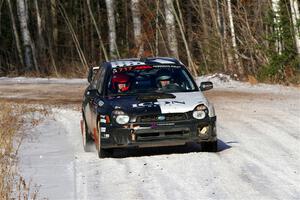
(107, 91, 214, 117)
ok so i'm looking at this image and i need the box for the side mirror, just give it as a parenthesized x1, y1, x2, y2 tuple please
(86, 89, 99, 98)
(87, 66, 100, 83)
(199, 81, 213, 91)
(87, 67, 93, 83)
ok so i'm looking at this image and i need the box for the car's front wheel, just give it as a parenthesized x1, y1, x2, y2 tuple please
(201, 141, 218, 152)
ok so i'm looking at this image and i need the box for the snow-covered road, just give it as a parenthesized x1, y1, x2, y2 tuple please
(14, 75, 300, 200)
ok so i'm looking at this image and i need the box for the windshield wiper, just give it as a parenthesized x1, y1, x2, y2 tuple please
(136, 92, 175, 100)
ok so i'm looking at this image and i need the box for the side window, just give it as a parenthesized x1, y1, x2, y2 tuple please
(90, 68, 103, 89)
(96, 67, 107, 94)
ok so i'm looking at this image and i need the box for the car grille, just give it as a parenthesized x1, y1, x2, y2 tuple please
(137, 113, 187, 122)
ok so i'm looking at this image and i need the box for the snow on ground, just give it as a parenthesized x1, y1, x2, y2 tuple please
(15, 75, 300, 200)
(197, 73, 299, 94)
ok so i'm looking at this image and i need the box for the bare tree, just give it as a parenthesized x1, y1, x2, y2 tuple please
(163, 0, 178, 58)
(57, 0, 88, 69)
(155, 0, 159, 56)
(206, 0, 229, 72)
(290, 0, 300, 57)
(50, 0, 58, 51)
(86, 0, 108, 61)
(271, 0, 282, 54)
(0, 0, 4, 37)
(16, 0, 39, 72)
(6, 0, 24, 69)
(105, 0, 117, 59)
(34, 0, 42, 44)
(227, 0, 244, 76)
(34, 0, 46, 67)
(171, 0, 197, 75)
(131, 0, 144, 57)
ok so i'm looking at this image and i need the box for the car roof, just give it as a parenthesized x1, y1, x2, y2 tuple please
(105, 57, 183, 69)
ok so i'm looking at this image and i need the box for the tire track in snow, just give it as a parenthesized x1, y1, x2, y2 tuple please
(18, 89, 300, 199)
(214, 104, 300, 199)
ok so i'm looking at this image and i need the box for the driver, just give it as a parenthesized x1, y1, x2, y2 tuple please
(157, 75, 171, 88)
(112, 73, 131, 92)
(156, 70, 173, 89)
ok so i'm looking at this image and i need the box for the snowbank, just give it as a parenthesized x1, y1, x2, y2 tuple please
(196, 73, 299, 94)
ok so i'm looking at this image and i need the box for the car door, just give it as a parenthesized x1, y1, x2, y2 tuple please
(89, 66, 107, 134)
(84, 67, 103, 134)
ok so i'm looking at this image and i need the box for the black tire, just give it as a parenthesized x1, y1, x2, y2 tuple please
(201, 141, 218, 152)
(96, 121, 112, 158)
(98, 148, 112, 158)
(82, 119, 94, 152)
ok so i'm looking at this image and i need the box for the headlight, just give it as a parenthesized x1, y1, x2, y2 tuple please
(193, 104, 207, 119)
(116, 115, 130, 124)
(193, 111, 206, 119)
(112, 110, 130, 124)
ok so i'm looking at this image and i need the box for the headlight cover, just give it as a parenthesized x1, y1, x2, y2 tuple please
(116, 115, 130, 124)
(112, 110, 130, 124)
(193, 104, 208, 119)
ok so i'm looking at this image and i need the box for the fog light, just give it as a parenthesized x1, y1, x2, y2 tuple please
(130, 129, 136, 141)
(198, 126, 209, 136)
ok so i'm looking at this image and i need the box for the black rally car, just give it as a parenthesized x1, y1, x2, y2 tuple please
(81, 57, 217, 158)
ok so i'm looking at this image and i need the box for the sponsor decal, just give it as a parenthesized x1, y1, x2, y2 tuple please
(132, 101, 185, 108)
(153, 65, 181, 68)
(150, 122, 174, 129)
(98, 100, 104, 107)
(100, 118, 106, 123)
(158, 123, 175, 126)
(112, 65, 152, 73)
(100, 127, 106, 132)
(111, 61, 146, 68)
(152, 59, 176, 64)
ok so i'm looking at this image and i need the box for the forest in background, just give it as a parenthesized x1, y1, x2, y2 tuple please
(0, 0, 299, 83)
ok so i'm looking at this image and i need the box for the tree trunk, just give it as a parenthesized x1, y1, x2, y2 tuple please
(163, 0, 178, 58)
(131, 0, 143, 57)
(271, 0, 282, 54)
(170, 0, 197, 75)
(124, 0, 130, 55)
(198, 0, 210, 69)
(186, 0, 193, 54)
(208, 0, 228, 72)
(51, 0, 58, 52)
(227, 0, 244, 76)
(7, 0, 24, 70)
(34, 0, 42, 43)
(58, 1, 88, 69)
(290, 0, 300, 57)
(86, 0, 108, 61)
(0, 0, 4, 37)
(155, 0, 159, 56)
(105, 0, 117, 59)
(34, 0, 46, 70)
(17, 0, 39, 73)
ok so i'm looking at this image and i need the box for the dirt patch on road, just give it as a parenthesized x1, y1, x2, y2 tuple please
(0, 83, 297, 105)
(0, 84, 86, 105)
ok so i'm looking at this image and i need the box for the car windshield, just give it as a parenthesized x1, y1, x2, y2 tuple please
(107, 65, 197, 95)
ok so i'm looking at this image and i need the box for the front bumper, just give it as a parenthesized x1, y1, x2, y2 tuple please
(101, 116, 217, 149)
